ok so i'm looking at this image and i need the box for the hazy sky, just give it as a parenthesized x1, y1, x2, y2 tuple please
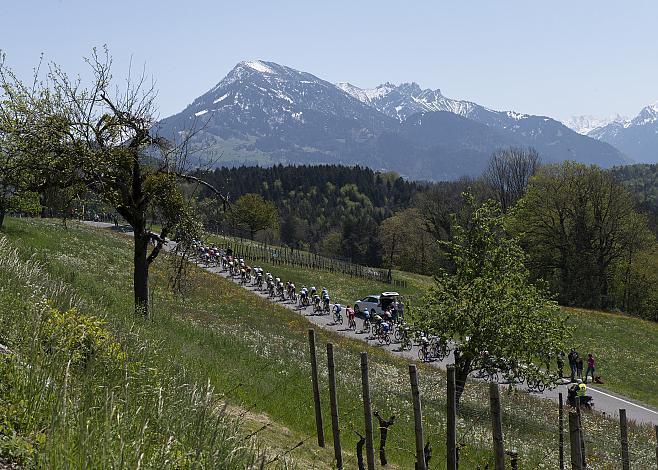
(2, 0, 657, 120)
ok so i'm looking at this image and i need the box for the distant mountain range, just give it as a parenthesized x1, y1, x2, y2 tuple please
(563, 114, 628, 136)
(568, 104, 658, 164)
(156, 60, 631, 180)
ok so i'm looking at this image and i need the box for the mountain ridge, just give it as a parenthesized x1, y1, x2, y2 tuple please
(156, 60, 631, 180)
(586, 103, 658, 163)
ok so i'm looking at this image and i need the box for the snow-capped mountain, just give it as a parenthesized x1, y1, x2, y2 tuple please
(337, 81, 479, 122)
(587, 103, 658, 163)
(156, 60, 631, 180)
(336, 81, 629, 168)
(157, 60, 395, 152)
(563, 114, 628, 135)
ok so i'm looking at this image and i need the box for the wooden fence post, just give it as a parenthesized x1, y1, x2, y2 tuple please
(327, 343, 343, 469)
(308, 329, 325, 447)
(559, 393, 565, 470)
(654, 424, 658, 470)
(506, 450, 518, 470)
(576, 400, 586, 467)
(489, 382, 505, 470)
(568, 411, 584, 470)
(360, 352, 376, 470)
(446, 365, 457, 470)
(409, 364, 426, 470)
(619, 409, 629, 470)
(654, 425, 658, 469)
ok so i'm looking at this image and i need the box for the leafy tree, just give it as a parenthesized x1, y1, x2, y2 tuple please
(0, 55, 60, 228)
(1, 49, 226, 315)
(512, 162, 653, 310)
(379, 208, 439, 275)
(418, 196, 568, 404)
(229, 193, 279, 239)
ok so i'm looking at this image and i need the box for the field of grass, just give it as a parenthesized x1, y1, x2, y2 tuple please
(204, 233, 658, 409)
(563, 307, 658, 408)
(1, 217, 657, 468)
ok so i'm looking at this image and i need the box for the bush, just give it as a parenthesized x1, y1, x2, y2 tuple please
(40, 304, 126, 370)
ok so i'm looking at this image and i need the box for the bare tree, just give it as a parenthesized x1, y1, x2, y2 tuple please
(40, 47, 227, 315)
(484, 147, 540, 212)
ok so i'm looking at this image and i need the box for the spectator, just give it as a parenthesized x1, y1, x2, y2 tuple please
(584, 353, 596, 384)
(557, 352, 565, 379)
(576, 356, 584, 381)
(567, 348, 578, 382)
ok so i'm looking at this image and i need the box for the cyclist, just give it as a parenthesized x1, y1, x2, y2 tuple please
(321, 288, 330, 313)
(288, 282, 296, 301)
(420, 334, 430, 362)
(332, 304, 343, 323)
(362, 307, 370, 331)
(310, 286, 317, 298)
(346, 306, 356, 329)
(300, 285, 308, 305)
(312, 294, 322, 312)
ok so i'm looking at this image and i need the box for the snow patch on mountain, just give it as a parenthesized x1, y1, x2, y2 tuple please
(213, 93, 229, 104)
(242, 60, 276, 74)
(563, 114, 628, 135)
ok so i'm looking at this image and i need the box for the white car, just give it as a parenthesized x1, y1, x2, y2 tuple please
(354, 292, 400, 316)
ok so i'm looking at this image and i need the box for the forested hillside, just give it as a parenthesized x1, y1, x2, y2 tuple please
(612, 163, 658, 231)
(189, 156, 658, 321)
(194, 165, 426, 265)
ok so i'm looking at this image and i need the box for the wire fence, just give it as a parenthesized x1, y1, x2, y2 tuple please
(247, 332, 658, 469)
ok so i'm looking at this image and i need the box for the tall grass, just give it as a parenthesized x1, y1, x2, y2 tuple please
(0, 235, 260, 468)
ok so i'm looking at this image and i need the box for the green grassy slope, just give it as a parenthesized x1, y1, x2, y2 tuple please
(210, 237, 658, 409)
(1, 218, 656, 468)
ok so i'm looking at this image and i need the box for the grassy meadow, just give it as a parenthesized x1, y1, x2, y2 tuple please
(0, 217, 656, 468)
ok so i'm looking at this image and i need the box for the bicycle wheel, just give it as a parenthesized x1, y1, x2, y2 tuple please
(384, 334, 391, 345)
(417, 349, 426, 361)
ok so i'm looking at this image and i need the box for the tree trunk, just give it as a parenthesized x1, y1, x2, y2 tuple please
(454, 360, 471, 406)
(134, 229, 150, 316)
(0, 208, 5, 229)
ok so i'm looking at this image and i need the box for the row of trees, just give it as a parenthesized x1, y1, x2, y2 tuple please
(189, 148, 658, 320)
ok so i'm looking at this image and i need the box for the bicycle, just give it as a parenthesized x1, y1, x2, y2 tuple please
(332, 305, 344, 325)
(348, 315, 357, 330)
(376, 327, 391, 345)
(526, 377, 546, 393)
(418, 344, 430, 362)
(400, 328, 413, 351)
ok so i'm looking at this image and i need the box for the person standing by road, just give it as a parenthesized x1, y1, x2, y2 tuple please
(576, 356, 584, 381)
(557, 351, 565, 379)
(567, 349, 578, 382)
(584, 353, 596, 384)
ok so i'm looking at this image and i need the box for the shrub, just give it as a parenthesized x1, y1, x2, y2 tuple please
(40, 305, 126, 370)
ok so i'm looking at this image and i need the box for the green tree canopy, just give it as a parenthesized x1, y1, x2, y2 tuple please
(511, 161, 654, 310)
(229, 193, 279, 239)
(418, 196, 569, 403)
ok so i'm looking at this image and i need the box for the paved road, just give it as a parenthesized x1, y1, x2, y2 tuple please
(86, 222, 658, 426)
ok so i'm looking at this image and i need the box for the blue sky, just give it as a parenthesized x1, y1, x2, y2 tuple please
(2, 0, 656, 120)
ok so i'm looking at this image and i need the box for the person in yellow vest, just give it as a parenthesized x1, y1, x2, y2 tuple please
(576, 379, 587, 398)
